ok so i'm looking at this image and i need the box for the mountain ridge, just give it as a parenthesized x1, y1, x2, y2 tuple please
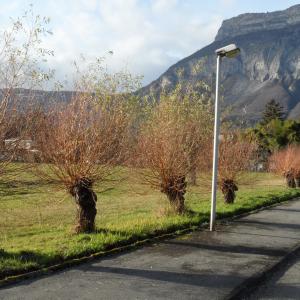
(215, 4, 300, 41)
(141, 4, 300, 124)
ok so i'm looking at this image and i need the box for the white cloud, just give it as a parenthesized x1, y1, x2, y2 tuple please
(0, 0, 223, 86)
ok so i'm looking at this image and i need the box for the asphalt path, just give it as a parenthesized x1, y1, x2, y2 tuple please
(1, 199, 300, 300)
(248, 245, 300, 299)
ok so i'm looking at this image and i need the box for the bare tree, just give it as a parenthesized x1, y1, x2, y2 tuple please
(33, 59, 140, 233)
(34, 95, 132, 232)
(269, 145, 300, 188)
(0, 7, 53, 176)
(217, 133, 257, 203)
(136, 88, 212, 214)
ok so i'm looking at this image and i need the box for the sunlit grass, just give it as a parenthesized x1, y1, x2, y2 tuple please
(1, 165, 299, 278)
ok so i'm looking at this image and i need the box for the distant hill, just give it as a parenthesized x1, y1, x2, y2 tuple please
(140, 4, 300, 124)
(0, 88, 73, 109)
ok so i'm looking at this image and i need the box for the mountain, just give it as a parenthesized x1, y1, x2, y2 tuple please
(141, 4, 300, 124)
(0, 88, 74, 112)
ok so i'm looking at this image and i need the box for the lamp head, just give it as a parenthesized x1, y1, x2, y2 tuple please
(215, 44, 240, 58)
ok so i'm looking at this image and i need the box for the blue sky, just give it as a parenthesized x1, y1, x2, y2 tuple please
(0, 0, 299, 86)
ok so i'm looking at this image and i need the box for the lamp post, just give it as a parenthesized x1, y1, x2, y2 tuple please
(210, 44, 240, 232)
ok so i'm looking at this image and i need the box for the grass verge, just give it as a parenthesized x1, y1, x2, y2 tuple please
(1, 169, 300, 280)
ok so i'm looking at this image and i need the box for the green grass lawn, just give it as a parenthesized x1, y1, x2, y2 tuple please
(1, 166, 300, 279)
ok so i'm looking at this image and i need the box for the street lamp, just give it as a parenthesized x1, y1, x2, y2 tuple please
(210, 43, 240, 231)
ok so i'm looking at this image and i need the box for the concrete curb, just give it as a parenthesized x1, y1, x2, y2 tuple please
(0, 196, 299, 289)
(226, 243, 300, 300)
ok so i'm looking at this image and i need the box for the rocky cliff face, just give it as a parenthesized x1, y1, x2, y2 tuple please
(141, 5, 300, 123)
(215, 5, 300, 41)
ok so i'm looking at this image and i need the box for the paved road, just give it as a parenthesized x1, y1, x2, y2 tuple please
(1, 199, 300, 300)
(248, 249, 300, 299)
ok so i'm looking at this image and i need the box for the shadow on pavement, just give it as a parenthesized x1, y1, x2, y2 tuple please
(269, 207, 300, 213)
(235, 219, 300, 230)
(217, 230, 299, 241)
(161, 240, 287, 257)
(81, 265, 244, 288)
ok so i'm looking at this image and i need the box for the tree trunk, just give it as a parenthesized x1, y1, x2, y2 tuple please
(294, 177, 300, 188)
(161, 175, 187, 214)
(166, 191, 185, 214)
(221, 179, 238, 204)
(70, 179, 97, 233)
(285, 173, 296, 188)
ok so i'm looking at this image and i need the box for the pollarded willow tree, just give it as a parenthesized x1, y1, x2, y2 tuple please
(268, 145, 300, 188)
(136, 85, 213, 214)
(217, 133, 257, 203)
(0, 7, 53, 177)
(33, 60, 141, 233)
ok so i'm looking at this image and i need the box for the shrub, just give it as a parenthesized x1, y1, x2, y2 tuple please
(217, 133, 257, 203)
(269, 145, 300, 188)
(33, 59, 140, 233)
(136, 86, 213, 214)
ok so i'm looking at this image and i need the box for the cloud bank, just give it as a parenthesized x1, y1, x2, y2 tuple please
(1, 0, 299, 86)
